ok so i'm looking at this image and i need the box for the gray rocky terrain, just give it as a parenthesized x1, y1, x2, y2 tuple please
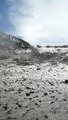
(0, 32, 68, 120)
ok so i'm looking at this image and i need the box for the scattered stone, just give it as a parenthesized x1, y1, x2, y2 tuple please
(38, 100, 42, 102)
(16, 102, 22, 107)
(23, 78, 26, 81)
(44, 115, 48, 119)
(6, 110, 12, 114)
(29, 98, 32, 100)
(36, 118, 38, 120)
(48, 81, 54, 86)
(26, 92, 30, 96)
(53, 110, 56, 114)
(50, 101, 54, 104)
(26, 86, 31, 89)
(3, 105, 8, 110)
(1, 46, 68, 120)
(60, 79, 68, 84)
(35, 102, 40, 107)
(30, 91, 35, 94)
(63, 98, 67, 101)
(43, 92, 48, 96)
(49, 90, 54, 94)
(18, 104, 22, 108)
(64, 79, 68, 84)
(3, 81, 7, 85)
(6, 116, 12, 120)
(18, 88, 22, 94)
(37, 67, 40, 70)
(4, 89, 8, 92)
(37, 84, 40, 87)
(58, 92, 62, 94)
(22, 110, 29, 117)
(51, 96, 55, 98)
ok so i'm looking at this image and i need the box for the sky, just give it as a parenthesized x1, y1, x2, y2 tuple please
(0, 0, 68, 45)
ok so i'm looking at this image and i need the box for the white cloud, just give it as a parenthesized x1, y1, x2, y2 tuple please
(7, 0, 68, 45)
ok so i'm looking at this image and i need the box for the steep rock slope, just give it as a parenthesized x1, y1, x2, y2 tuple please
(0, 31, 31, 59)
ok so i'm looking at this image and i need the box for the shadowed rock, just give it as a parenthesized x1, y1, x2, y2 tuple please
(0, 31, 31, 59)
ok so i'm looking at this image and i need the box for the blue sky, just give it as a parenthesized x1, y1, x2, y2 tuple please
(0, 0, 14, 33)
(0, 0, 68, 45)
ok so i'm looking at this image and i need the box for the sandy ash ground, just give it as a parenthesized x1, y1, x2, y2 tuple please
(0, 47, 68, 120)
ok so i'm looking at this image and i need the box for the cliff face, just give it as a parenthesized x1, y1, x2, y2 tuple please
(0, 31, 30, 49)
(0, 31, 31, 59)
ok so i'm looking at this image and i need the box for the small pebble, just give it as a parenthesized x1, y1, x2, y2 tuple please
(26, 93, 30, 96)
(43, 92, 48, 96)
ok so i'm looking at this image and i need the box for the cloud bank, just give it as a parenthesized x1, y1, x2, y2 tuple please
(6, 0, 68, 45)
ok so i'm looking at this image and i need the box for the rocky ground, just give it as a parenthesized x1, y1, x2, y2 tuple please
(0, 47, 68, 120)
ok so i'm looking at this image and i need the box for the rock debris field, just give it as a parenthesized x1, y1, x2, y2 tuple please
(0, 47, 68, 120)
